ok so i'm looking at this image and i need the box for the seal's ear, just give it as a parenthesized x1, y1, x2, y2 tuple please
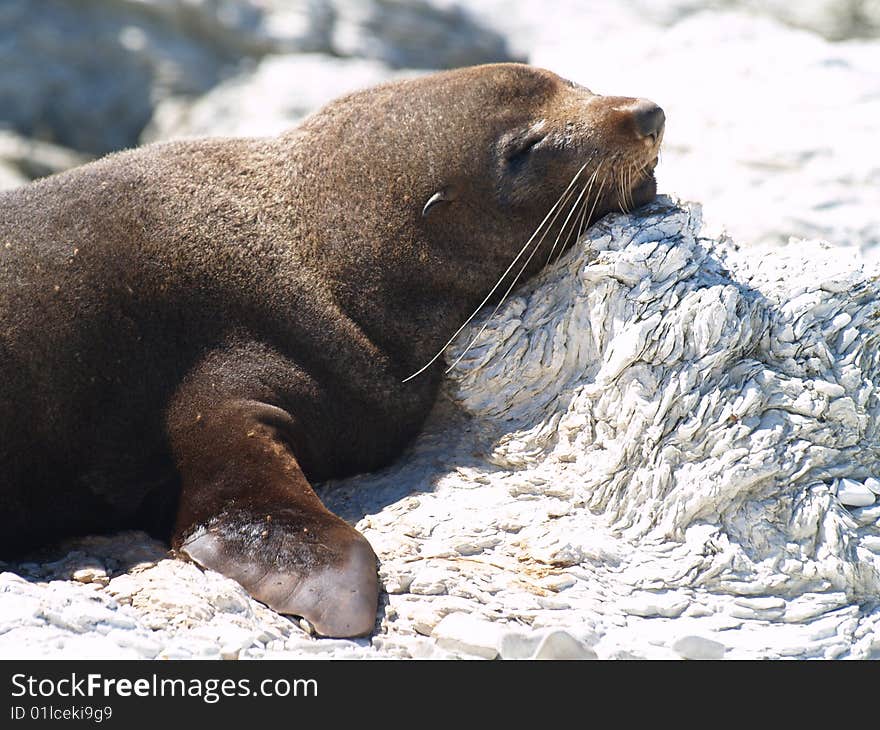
(421, 188, 457, 218)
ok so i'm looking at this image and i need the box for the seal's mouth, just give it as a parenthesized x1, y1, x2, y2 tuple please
(630, 157, 657, 208)
(624, 154, 659, 211)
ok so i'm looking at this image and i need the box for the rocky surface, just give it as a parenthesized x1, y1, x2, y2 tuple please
(0, 0, 515, 156)
(4, 198, 880, 660)
(0, 131, 92, 191)
(143, 54, 414, 142)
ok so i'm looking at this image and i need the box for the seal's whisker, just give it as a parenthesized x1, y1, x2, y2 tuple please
(553, 176, 608, 266)
(402, 161, 590, 382)
(616, 162, 628, 213)
(545, 166, 599, 267)
(560, 185, 588, 255)
(443, 170, 588, 376)
(630, 160, 644, 208)
(549, 159, 603, 266)
(625, 163, 635, 210)
(572, 182, 591, 244)
(573, 166, 602, 247)
(553, 173, 607, 268)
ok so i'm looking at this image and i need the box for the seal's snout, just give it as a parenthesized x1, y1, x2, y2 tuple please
(631, 99, 665, 143)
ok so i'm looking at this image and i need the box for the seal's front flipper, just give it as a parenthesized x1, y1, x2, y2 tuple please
(179, 506, 378, 637)
(166, 382, 379, 638)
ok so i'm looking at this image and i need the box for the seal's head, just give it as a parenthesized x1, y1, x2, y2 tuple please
(290, 63, 664, 374)
(411, 63, 664, 230)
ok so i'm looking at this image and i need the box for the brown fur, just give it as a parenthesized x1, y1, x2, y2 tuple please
(0, 64, 663, 636)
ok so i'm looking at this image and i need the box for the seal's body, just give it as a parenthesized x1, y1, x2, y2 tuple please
(0, 64, 664, 636)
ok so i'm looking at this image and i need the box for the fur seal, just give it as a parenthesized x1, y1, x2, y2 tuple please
(0, 63, 664, 637)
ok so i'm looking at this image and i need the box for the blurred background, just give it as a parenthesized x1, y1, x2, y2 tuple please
(1, 0, 878, 251)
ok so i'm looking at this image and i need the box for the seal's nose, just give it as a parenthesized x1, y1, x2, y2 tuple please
(632, 99, 665, 142)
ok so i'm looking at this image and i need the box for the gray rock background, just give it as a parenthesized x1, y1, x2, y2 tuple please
(1, 0, 879, 659)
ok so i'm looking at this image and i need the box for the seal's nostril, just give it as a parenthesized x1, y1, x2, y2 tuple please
(632, 99, 665, 141)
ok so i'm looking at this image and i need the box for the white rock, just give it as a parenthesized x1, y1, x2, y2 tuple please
(849, 503, 880, 527)
(405, 602, 448, 636)
(836, 478, 877, 507)
(72, 567, 109, 585)
(409, 568, 451, 596)
(621, 591, 689, 619)
(103, 629, 161, 659)
(498, 631, 543, 660)
(105, 574, 139, 604)
(533, 630, 597, 660)
(381, 570, 414, 594)
(864, 477, 880, 495)
(433, 613, 503, 659)
(145, 54, 406, 142)
(733, 596, 786, 611)
(329, 0, 519, 70)
(673, 635, 726, 660)
(0, 594, 43, 626)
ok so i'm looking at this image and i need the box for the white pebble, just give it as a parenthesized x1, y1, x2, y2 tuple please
(621, 591, 689, 618)
(409, 568, 450, 596)
(864, 477, 880, 495)
(381, 571, 414, 594)
(498, 631, 542, 660)
(532, 630, 597, 660)
(733, 596, 786, 611)
(849, 502, 880, 526)
(836, 478, 876, 507)
(673, 635, 726, 660)
(433, 613, 502, 659)
(72, 567, 108, 585)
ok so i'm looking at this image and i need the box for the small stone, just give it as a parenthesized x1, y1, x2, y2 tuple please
(621, 591, 689, 618)
(72, 567, 108, 585)
(836, 478, 876, 507)
(531, 542, 585, 568)
(536, 596, 571, 610)
(453, 536, 500, 556)
(105, 574, 139, 603)
(733, 596, 786, 611)
(103, 629, 161, 659)
(541, 574, 577, 592)
(532, 630, 597, 660)
(673, 635, 726, 660)
(409, 604, 445, 636)
(433, 613, 502, 659)
(497, 518, 524, 533)
(498, 631, 542, 660)
(381, 571, 414, 594)
(849, 502, 880, 526)
(409, 568, 450, 596)
(865, 477, 880, 495)
(220, 646, 240, 660)
(812, 380, 845, 398)
(0, 571, 30, 586)
(684, 603, 714, 618)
